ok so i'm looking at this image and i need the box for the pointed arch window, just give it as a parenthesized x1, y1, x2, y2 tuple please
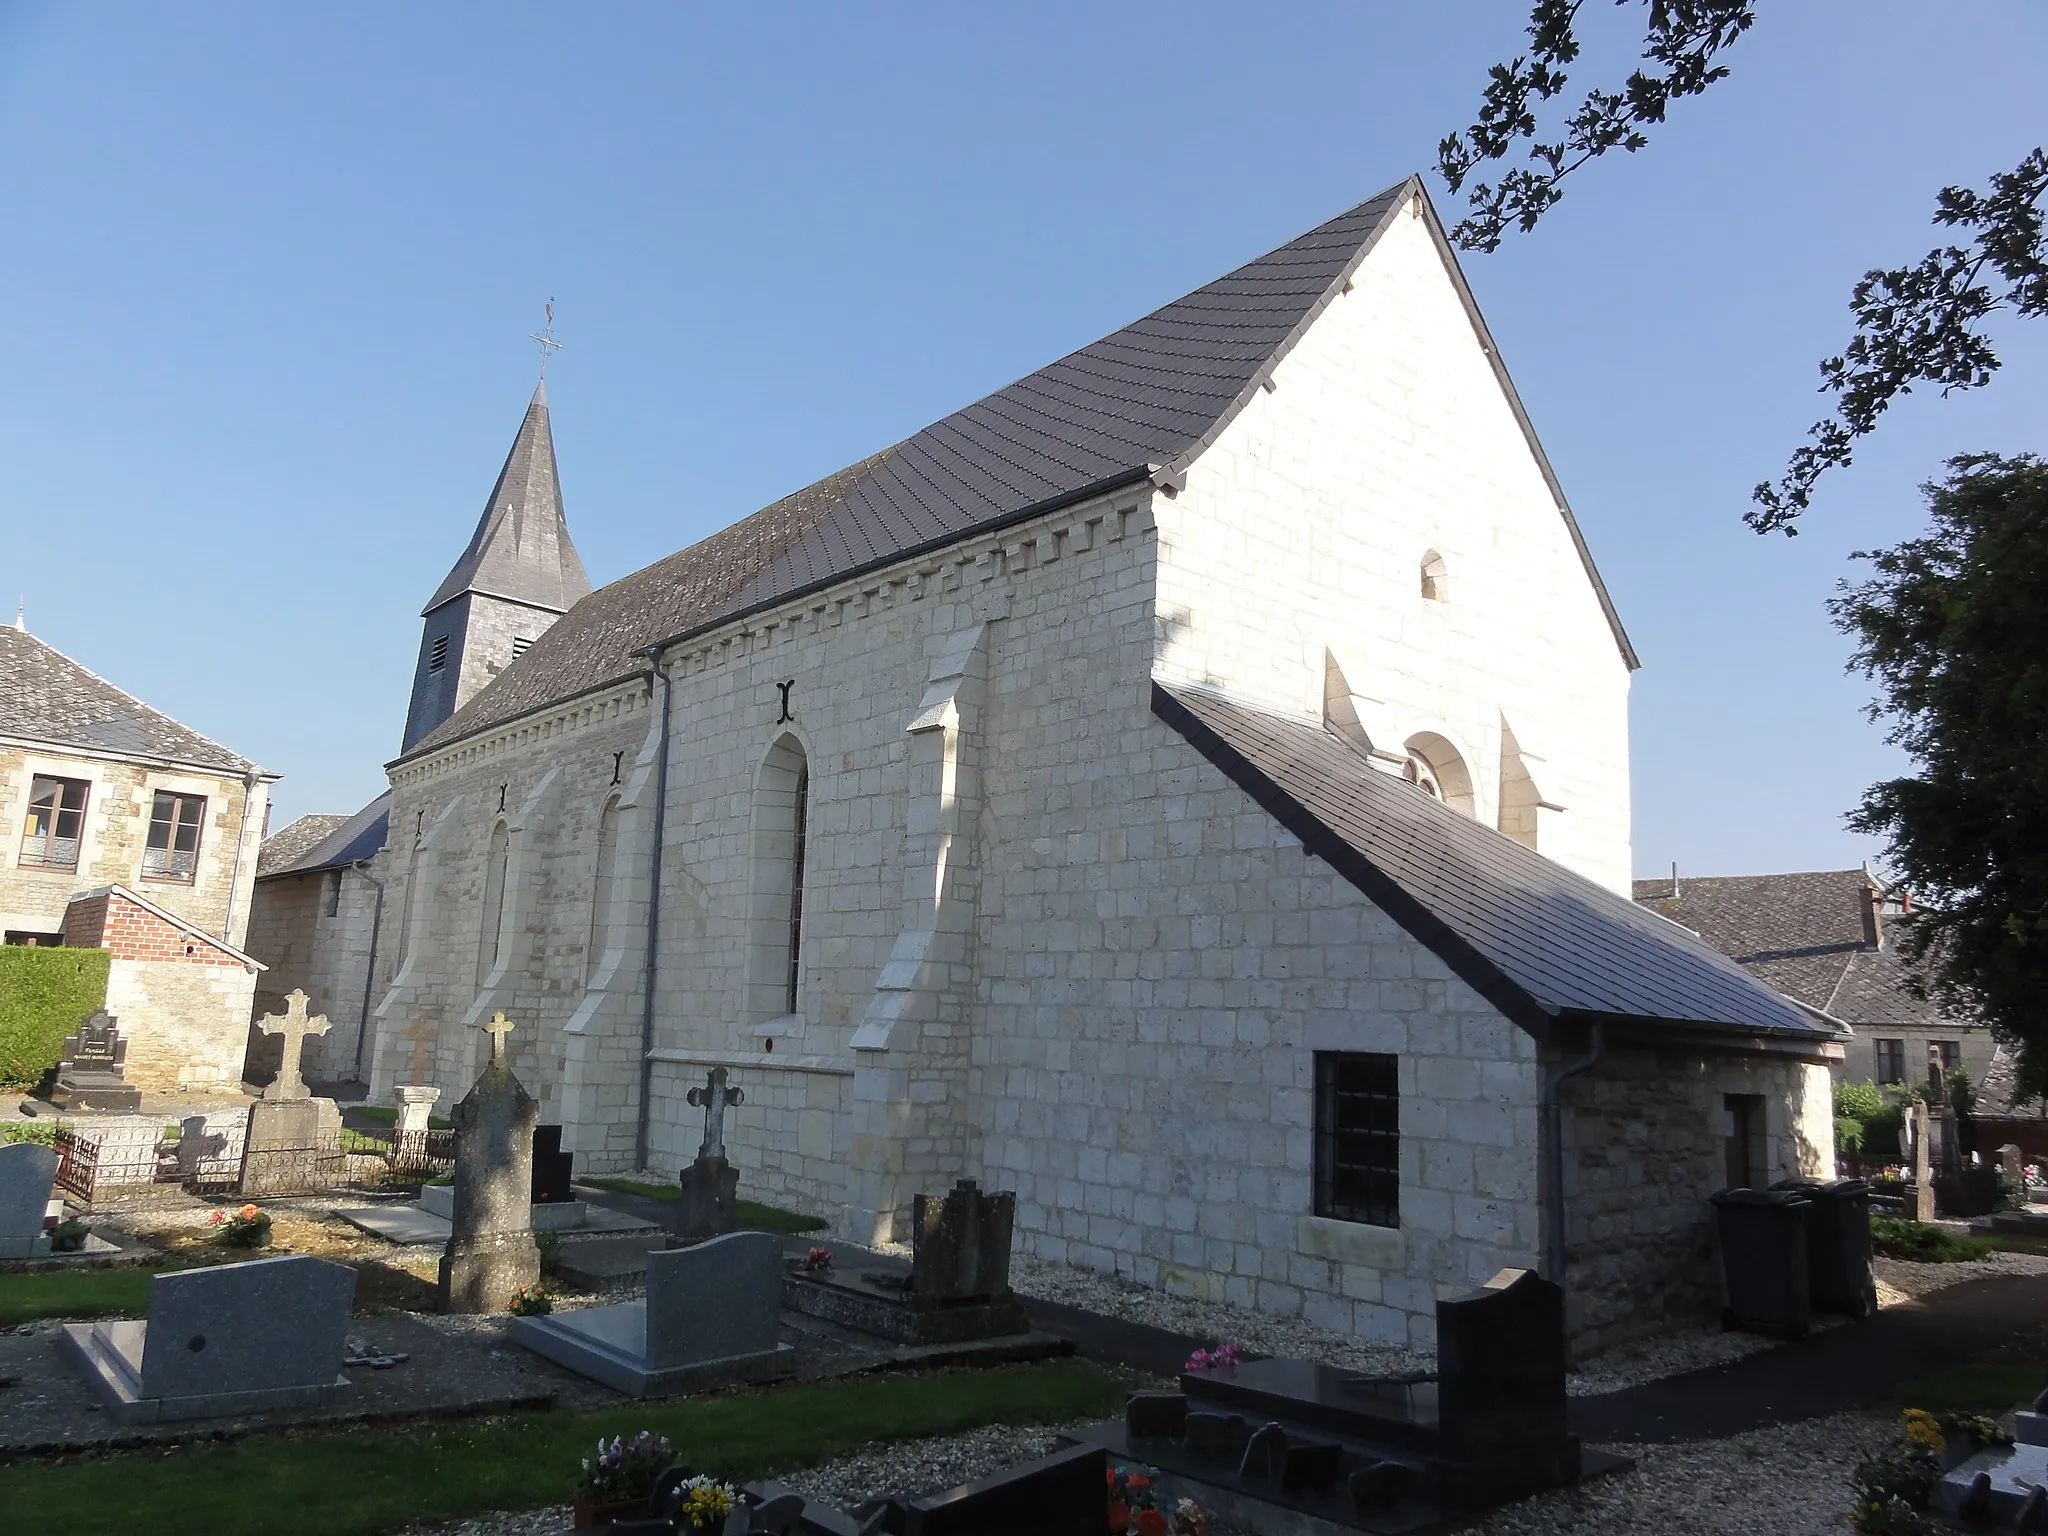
(787, 764, 809, 1015)
(1420, 550, 1449, 602)
(477, 822, 509, 984)
(586, 796, 621, 983)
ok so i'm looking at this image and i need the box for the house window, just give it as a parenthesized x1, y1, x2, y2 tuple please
(428, 635, 449, 674)
(20, 775, 89, 871)
(1875, 1038, 1905, 1085)
(143, 791, 205, 882)
(1313, 1052, 1399, 1227)
(1723, 1093, 1767, 1190)
(4, 930, 64, 946)
(1933, 1040, 1960, 1077)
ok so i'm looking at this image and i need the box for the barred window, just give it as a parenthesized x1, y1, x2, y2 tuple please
(1314, 1051, 1399, 1228)
(20, 775, 89, 871)
(143, 791, 205, 882)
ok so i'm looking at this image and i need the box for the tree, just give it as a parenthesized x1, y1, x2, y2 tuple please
(1437, 3, 2047, 533)
(1831, 455, 2048, 1090)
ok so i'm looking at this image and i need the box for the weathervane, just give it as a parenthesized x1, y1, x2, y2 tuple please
(529, 297, 564, 380)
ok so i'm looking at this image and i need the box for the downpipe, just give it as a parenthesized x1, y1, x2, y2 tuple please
(1542, 1021, 1605, 1291)
(632, 651, 674, 1173)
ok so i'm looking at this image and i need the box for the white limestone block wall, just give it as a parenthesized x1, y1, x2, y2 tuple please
(1153, 195, 1635, 895)
(105, 958, 257, 1091)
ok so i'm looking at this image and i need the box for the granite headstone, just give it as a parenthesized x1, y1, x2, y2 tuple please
(673, 1067, 742, 1245)
(437, 1012, 541, 1313)
(60, 1254, 355, 1423)
(531, 1124, 575, 1205)
(49, 1012, 142, 1113)
(0, 1141, 60, 1258)
(910, 1179, 1015, 1302)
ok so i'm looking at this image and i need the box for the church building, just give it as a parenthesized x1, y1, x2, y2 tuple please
(326, 177, 1844, 1351)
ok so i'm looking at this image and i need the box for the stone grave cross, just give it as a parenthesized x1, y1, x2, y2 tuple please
(256, 991, 331, 1101)
(482, 1010, 515, 1065)
(687, 1066, 743, 1160)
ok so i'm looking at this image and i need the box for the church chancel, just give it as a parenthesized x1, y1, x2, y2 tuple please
(322, 177, 1844, 1354)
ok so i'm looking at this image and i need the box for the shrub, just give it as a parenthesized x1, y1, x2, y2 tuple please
(1870, 1216, 1993, 1263)
(0, 947, 110, 1088)
(1836, 1080, 1889, 1121)
(1837, 1116, 1866, 1152)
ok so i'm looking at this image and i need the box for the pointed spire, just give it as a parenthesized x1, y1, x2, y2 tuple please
(422, 383, 592, 616)
(13, 598, 24, 633)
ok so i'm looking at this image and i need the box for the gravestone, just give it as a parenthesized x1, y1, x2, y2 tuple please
(60, 1255, 354, 1423)
(531, 1124, 575, 1205)
(911, 1179, 1015, 1301)
(888, 1443, 1107, 1536)
(673, 1067, 742, 1245)
(48, 1012, 142, 1113)
(394, 1085, 441, 1136)
(437, 1012, 541, 1313)
(1434, 1267, 1577, 1504)
(2002, 1145, 2026, 1185)
(240, 993, 342, 1196)
(1910, 1102, 1938, 1223)
(0, 1142, 60, 1258)
(508, 1229, 792, 1396)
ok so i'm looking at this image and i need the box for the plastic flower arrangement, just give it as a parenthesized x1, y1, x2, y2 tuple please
(1940, 1411, 2012, 1449)
(209, 1204, 272, 1247)
(678, 1475, 737, 1531)
(1901, 1409, 1945, 1454)
(575, 1431, 675, 1504)
(508, 1283, 554, 1317)
(797, 1246, 834, 1273)
(1106, 1466, 1208, 1535)
(1183, 1343, 1241, 1372)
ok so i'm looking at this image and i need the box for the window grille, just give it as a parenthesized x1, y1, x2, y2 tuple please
(20, 775, 89, 871)
(143, 791, 205, 882)
(1313, 1052, 1399, 1227)
(511, 636, 533, 660)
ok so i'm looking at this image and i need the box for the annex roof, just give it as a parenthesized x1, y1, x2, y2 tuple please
(1155, 682, 1840, 1045)
(404, 175, 1634, 762)
(256, 792, 391, 880)
(424, 381, 593, 617)
(0, 626, 261, 776)
(65, 883, 265, 969)
(1631, 870, 1953, 1029)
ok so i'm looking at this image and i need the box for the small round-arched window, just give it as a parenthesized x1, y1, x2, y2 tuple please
(1402, 754, 1443, 799)
(1420, 550, 1448, 602)
(1402, 732, 1477, 817)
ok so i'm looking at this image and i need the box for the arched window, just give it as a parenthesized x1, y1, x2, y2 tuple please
(1402, 732, 1476, 817)
(746, 735, 811, 1022)
(1420, 550, 1448, 602)
(586, 796, 620, 983)
(477, 821, 510, 984)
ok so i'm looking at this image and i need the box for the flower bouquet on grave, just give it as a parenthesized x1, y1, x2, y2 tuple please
(1183, 1343, 1240, 1372)
(676, 1476, 739, 1533)
(508, 1283, 554, 1317)
(1107, 1466, 1209, 1536)
(209, 1204, 271, 1248)
(573, 1431, 675, 1528)
(795, 1245, 834, 1274)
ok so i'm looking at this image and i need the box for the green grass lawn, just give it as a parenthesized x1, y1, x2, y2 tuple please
(0, 1359, 1126, 1536)
(1869, 1216, 1996, 1263)
(0, 1267, 156, 1326)
(579, 1177, 829, 1234)
(346, 1105, 454, 1130)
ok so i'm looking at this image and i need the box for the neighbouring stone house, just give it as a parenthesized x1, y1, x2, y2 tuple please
(0, 618, 274, 1090)
(329, 176, 1845, 1352)
(1632, 868, 1995, 1091)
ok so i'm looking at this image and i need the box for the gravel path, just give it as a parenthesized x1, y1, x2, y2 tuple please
(1875, 1247, 2048, 1299)
(1471, 1411, 1895, 1535)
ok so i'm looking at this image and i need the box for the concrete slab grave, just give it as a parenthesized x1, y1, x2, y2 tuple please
(507, 1229, 793, 1396)
(59, 1254, 355, 1424)
(0, 1141, 60, 1257)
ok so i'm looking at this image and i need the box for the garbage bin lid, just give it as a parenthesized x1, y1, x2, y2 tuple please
(1711, 1186, 1812, 1207)
(1772, 1176, 1868, 1198)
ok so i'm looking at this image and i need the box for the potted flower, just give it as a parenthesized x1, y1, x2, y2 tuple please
(793, 1246, 833, 1274)
(209, 1204, 271, 1248)
(574, 1431, 675, 1528)
(1183, 1344, 1240, 1372)
(509, 1284, 554, 1317)
(49, 1219, 90, 1253)
(675, 1476, 740, 1533)
(1107, 1466, 1209, 1535)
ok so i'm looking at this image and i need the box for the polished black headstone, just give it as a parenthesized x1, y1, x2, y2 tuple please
(899, 1442, 1104, 1536)
(1279, 1439, 1346, 1494)
(1435, 1267, 1569, 1452)
(1125, 1390, 1188, 1440)
(530, 1123, 575, 1205)
(1183, 1411, 1252, 1466)
(910, 1179, 1015, 1302)
(1239, 1421, 1288, 1481)
(1350, 1460, 1414, 1512)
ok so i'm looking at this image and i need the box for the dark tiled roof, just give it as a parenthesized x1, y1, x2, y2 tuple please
(0, 627, 257, 774)
(424, 382, 593, 616)
(1977, 1046, 2048, 1122)
(256, 792, 391, 880)
(257, 815, 348, 876)
(1630, 871, 1952, 1027)
(1155, 682, 1836, 1043)
(405, 176, 1633, 762)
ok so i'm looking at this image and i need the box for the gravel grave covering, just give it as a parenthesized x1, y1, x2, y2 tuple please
(1874, 1247, 2048, 1299)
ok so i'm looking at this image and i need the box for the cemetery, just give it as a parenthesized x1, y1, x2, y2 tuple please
(3, 1020, 2048, 1536)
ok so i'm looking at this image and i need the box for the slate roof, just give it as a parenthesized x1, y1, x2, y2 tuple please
(425, 381, 593, 616)
(255, 792, 391, 880)
(1630, 871, 1953, 1028)
(1977, 1046, 2047, 1122)
(1154, 682, 1838, 1044)
(405, 175, 1634, 762)
(0, 626, 259, 775)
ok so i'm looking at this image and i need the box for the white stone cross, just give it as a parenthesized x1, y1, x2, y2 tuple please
(481, 1010, 516, 1066)
(256, 990, 331, 1102)
(687, 1066, 743, 1161)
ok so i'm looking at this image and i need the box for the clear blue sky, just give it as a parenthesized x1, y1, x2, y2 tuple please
(2, 2, 2042, 879)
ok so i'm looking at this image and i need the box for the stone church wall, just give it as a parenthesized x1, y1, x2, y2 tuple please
(242, 867, 382, 1085)
(1560, 1041, 1834, 1352)
(1154, 195, 1635, 895)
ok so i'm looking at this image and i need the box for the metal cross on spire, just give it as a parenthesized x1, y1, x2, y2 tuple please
(528, 298, 564, 381)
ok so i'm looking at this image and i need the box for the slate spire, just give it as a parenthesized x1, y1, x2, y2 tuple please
(401, 383, 594, 752)
(423, 381, 592, 617)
